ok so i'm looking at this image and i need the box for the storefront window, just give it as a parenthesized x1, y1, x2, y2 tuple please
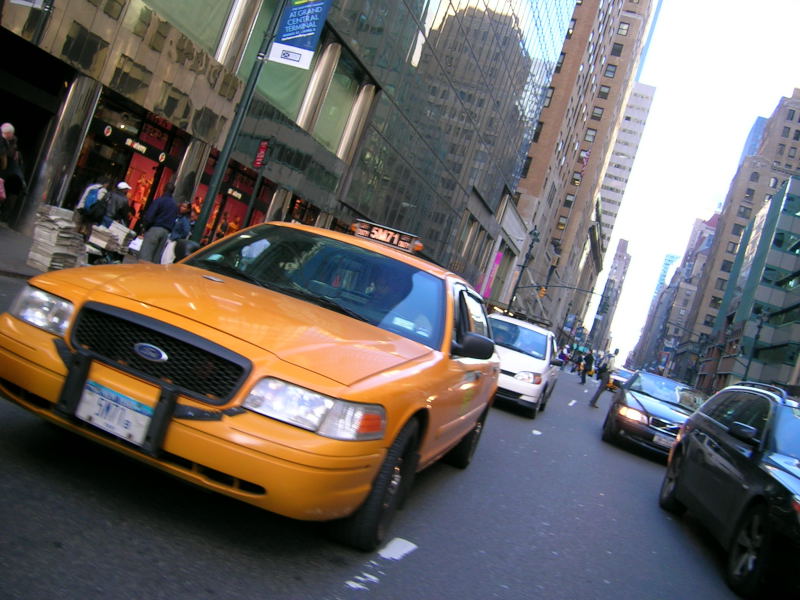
(143, 0, 233, 55)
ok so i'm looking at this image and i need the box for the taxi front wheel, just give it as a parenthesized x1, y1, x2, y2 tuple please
(326, 419, 420, 552)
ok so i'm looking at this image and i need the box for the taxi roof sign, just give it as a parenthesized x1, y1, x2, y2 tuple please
(352, 220, 423, 253)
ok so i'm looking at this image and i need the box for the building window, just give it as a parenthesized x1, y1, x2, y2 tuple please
(715, 277, 727, 290)
(584, 128, 597, 142)
(571, 171, 582, 186)
(737, 206, 752, 219)
(611, 42, 623, 57)
(598, 84, 610, 99)
(543, 87, 554, 108)
(617, 21, 630, 35)
(749, 171, 759, 182)
(721, 260, 733, 273)
(591, 106, 604, 120)
(732, 223, 745, 236)
(703, 314, 715, 327)
(710, 297, 722, 309)
(789, 109, 796, 120)
(533, 120, 544, 143)
(603, 64, 617, 78)
(521, 156, 532, 178)
(778, 143, 786, 155)
(726, 241, 737, 253)
(789, 147, 798, 158)
(794, 130, 800, 141)
(555, 53, 565, 74)
(557, 215, 568, 230)
(744, 188, 754, 199)
(782, 126, 791, 138)
(566, 19, 575, 39)
(769, 176, 779, 188)
(564, 193, 575, 208)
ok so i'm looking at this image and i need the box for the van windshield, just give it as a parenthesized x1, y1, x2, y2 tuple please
(489, 318, 547, 359)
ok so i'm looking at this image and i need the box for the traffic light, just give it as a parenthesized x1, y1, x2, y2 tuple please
(538, 286, 547, 298)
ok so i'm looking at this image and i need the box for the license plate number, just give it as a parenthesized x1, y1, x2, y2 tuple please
(76, 381, 154, 446)
(652, 433, 674, 448)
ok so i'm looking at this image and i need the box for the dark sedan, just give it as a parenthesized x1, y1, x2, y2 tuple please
(659, 382, 800, 598)
(601, 371, 707, 456)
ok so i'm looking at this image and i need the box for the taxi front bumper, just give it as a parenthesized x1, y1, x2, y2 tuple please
(0, 315, 384, 522)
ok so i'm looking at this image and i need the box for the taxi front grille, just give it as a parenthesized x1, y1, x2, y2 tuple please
(71, 303, 251, 405)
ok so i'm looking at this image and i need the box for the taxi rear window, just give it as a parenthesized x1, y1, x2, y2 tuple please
(186, 225, 445, 348)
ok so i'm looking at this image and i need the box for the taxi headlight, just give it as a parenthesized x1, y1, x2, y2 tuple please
(618, 405, 649, 424)
(515, 371, 542, 385)
(10, 286, 74, 337)
(243, 378, 386, 441)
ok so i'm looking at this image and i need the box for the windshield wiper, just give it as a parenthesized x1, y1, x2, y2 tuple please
(271, 284, 371, 323)
(199, 261, 267, 288)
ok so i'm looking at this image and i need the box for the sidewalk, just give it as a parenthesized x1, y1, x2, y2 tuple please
(0, 223, 44, 279)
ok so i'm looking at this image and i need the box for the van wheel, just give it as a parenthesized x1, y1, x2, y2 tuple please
(444, 409, 488, 469)
(326, 419, 419, 552)
(526, 401, 538, 419)
(726, 504, 772, 598)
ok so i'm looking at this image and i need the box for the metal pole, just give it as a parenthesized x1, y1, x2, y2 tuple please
(509, 226, 539, 310)
(191, 0, 289, 243)
(743, 316, 765, 380)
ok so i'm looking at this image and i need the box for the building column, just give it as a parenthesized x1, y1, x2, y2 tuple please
(16, 74, 102, 234)
(174, 139, 211, 205)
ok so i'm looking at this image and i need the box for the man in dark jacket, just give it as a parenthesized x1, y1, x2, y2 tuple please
(138, 182, 177, 262)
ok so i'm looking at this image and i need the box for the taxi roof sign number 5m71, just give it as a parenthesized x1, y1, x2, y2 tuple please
(268, 0, 334, 70)
(352, 220, 422, 253)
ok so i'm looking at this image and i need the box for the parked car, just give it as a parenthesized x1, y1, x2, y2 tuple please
(607, 366, 635, 392)
(0, 221, 499, 551)
(659, 382, 800, 598)
(601, 370, 707, 455)
(487, 313, 561, 418)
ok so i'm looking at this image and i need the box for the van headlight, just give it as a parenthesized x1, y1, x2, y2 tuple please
(10, 286, 74, 337)
(515, 371, 543, 385)
(243, 378, 386, 441)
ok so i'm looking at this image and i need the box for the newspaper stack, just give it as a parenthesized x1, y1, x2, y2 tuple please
(88, 221, 135, 254)
(26, 205, 87, 271)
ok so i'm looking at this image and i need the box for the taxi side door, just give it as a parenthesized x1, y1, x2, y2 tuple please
(421, 283, 497, 461)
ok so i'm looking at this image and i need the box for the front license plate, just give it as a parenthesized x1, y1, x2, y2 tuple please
(76, 381, 154, 446)
(652, 433, 674, 448)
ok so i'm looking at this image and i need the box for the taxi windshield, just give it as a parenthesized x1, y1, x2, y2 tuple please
(185, 225, 445, 349)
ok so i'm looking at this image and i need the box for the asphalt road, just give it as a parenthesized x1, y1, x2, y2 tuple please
(0, 275, 743, 598)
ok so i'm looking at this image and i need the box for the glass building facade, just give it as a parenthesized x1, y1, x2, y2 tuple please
(2, 0, 574, 285)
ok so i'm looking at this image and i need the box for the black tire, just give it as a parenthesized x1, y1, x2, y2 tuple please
(658, 451, 687, 515)
(444, 409, 488, 469)
(326, 419, 419, 552)
(601, 413, 618, 443)
(540, 383, 555, 412)
(725, 504, 772, 598)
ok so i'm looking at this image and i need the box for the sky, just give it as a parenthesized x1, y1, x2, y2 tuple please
(594, 0, 800, 363)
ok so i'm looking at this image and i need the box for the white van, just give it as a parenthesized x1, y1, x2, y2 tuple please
(488, 313, 562, 418)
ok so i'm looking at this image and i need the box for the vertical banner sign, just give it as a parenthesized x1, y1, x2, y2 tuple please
(253, 140, 270, 168)
(268, 0, 334, 70)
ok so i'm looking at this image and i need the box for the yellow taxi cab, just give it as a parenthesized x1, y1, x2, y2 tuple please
(0, 220, 498, 551)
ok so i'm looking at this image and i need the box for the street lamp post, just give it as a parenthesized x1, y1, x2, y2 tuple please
(509, 226, 539, 310)
(191, 1, 289, 243)
(743, 310, 767, 380)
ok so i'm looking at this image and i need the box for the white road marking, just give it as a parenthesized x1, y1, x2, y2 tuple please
(378, 537, 418, 560)
(568, 399, 577, 406)
(342, 538, 418, 592)
(531, 429, 543, 436)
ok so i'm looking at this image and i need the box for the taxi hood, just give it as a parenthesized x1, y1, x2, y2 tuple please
(43, 264, 432, 386)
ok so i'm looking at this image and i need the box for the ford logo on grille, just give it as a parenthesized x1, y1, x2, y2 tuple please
(133, 343, 168, 362)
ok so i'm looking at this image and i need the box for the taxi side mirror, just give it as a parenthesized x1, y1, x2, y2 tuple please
(453, 332, 494, 360)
